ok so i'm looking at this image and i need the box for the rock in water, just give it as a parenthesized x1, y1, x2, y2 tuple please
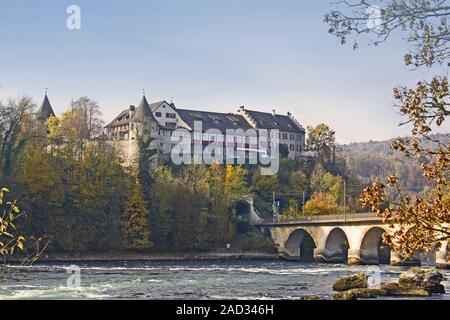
(398, 268, 446, 294)
(332, 272, 368, 292)
(297, 295, 327, 300)
(332, 291, 358, 300)
(381, 283, 431, 297)
(346, 288, 387, 299)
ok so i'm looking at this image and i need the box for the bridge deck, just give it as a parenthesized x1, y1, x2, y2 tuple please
(255, 212, 385, 227)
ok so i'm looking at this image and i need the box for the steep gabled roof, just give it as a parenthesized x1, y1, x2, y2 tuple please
(150, 100, 177, 112)
(36, 94, 55, 121)
(105, 109, 130, 128)
(244, 109, 305, 134)
(133, 96, 158, 123)
(177, 109, 252, 132)
(150, 101, 164, 112)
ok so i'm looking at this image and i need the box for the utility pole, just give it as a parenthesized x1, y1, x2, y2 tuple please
(302, 192, 305, 217)
(272, 191, 276, 222)
(343, 180, 347, 222)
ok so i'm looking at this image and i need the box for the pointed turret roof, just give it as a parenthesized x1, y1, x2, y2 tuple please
(36, 94, 55, 121)
(133, 95, 157, 123)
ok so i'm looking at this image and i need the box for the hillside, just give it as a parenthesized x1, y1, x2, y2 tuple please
(338, 133, 449, 193)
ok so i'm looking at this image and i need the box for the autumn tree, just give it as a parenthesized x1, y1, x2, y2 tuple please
(325, 0, 450, 256)
(304, 164, 343, 215)
(150, 166, 175, 250)
(121, 183, 151, 250)
(73, 97, 104, 139)
(0, 97, 36, 178)
(306, 124, 336, 163)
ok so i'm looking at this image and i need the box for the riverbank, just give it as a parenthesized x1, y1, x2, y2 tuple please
(27, 251, 280, 264)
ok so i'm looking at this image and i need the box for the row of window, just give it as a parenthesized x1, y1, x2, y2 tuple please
(283, 144, 303, 152)
(279, 133, 303, 141)
(155, 112, 177, 119)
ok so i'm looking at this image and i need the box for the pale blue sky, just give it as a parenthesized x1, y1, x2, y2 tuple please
(0, 0, 447, 143)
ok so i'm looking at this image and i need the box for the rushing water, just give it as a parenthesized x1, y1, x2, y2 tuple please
(0, 260, 449, 300)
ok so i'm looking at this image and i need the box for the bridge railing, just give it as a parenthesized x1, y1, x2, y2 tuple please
(256, 212, 381, 225)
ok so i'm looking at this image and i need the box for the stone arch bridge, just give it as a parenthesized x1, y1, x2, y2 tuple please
(255, 213, 449, 267)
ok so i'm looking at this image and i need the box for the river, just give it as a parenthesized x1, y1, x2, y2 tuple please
(0, 260, 449, 300)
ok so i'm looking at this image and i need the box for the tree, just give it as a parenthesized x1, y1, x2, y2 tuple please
(73, 96, 103, 139)
(0, 97, 36, 178)
(150, 166, 175, 249)
(325, 1, 450, 256)
(306, 124, 336, 162)
(39, 103, 130, 252)
(289, 171, 309, 193)
(137, 133, 158, 198)
(121, 183, 151, 250)
(224, 165, 249, 203)
(307, 163, 343, 215)
(196, 207, 209, 250)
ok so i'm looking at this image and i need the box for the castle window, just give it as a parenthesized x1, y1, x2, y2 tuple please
(282, 133, 288, 140)
(155, 112, 162, 117)
(290, 144, 295, 151)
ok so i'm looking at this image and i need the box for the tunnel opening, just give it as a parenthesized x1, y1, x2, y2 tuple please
(360, 227, 391, 265)
(285, 229, 316, 262)
(324, 228, 349, 263)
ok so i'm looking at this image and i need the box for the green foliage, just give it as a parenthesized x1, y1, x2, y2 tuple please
(304, 194, 339, 216)
(307, 124, 336, 162)
(137, 133, 158, 197)
(0, 186, 46, 282)
(239, 235, 277, 253)
(121, 183, 151, 250)
(0, 187, 25, 256)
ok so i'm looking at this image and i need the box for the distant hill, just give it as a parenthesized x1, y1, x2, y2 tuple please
(337, 133, 449, 193)
(339, 133, 449, 156)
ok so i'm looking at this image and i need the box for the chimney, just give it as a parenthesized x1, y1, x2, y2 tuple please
(272, 109, 276, 116)
(287, 111, 291, 117)
(239, 106, 245, 112)
(129, 105, 135, 111)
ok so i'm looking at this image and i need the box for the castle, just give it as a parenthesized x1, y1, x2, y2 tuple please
(36, 93, 306, 166)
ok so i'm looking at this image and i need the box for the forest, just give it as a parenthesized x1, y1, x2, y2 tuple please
(0, 96, 442, 255)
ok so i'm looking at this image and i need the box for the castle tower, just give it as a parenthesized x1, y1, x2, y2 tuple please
(36, 92, 56, 122)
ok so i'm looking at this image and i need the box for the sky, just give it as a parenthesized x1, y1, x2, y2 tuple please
(0, 0, 448, 143)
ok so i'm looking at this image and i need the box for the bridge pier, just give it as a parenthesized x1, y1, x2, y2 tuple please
(313, 247, 327, 263)
(390, 251, 403, 266)
(390, 250, 421, 266)
(348, 248, 362, 265)
(313, 247, 350, 264)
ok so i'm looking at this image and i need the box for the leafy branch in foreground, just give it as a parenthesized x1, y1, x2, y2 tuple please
(324, 0, 449, 258)
(325, 0, 450, 67)
(360, 77, 449, 257)
(0, 187, 47, 282)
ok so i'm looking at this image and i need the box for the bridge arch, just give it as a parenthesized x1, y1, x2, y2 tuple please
(324, 228, 349, 263)
(284, 229, 317, 262)
(360, 226, 390, 264)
